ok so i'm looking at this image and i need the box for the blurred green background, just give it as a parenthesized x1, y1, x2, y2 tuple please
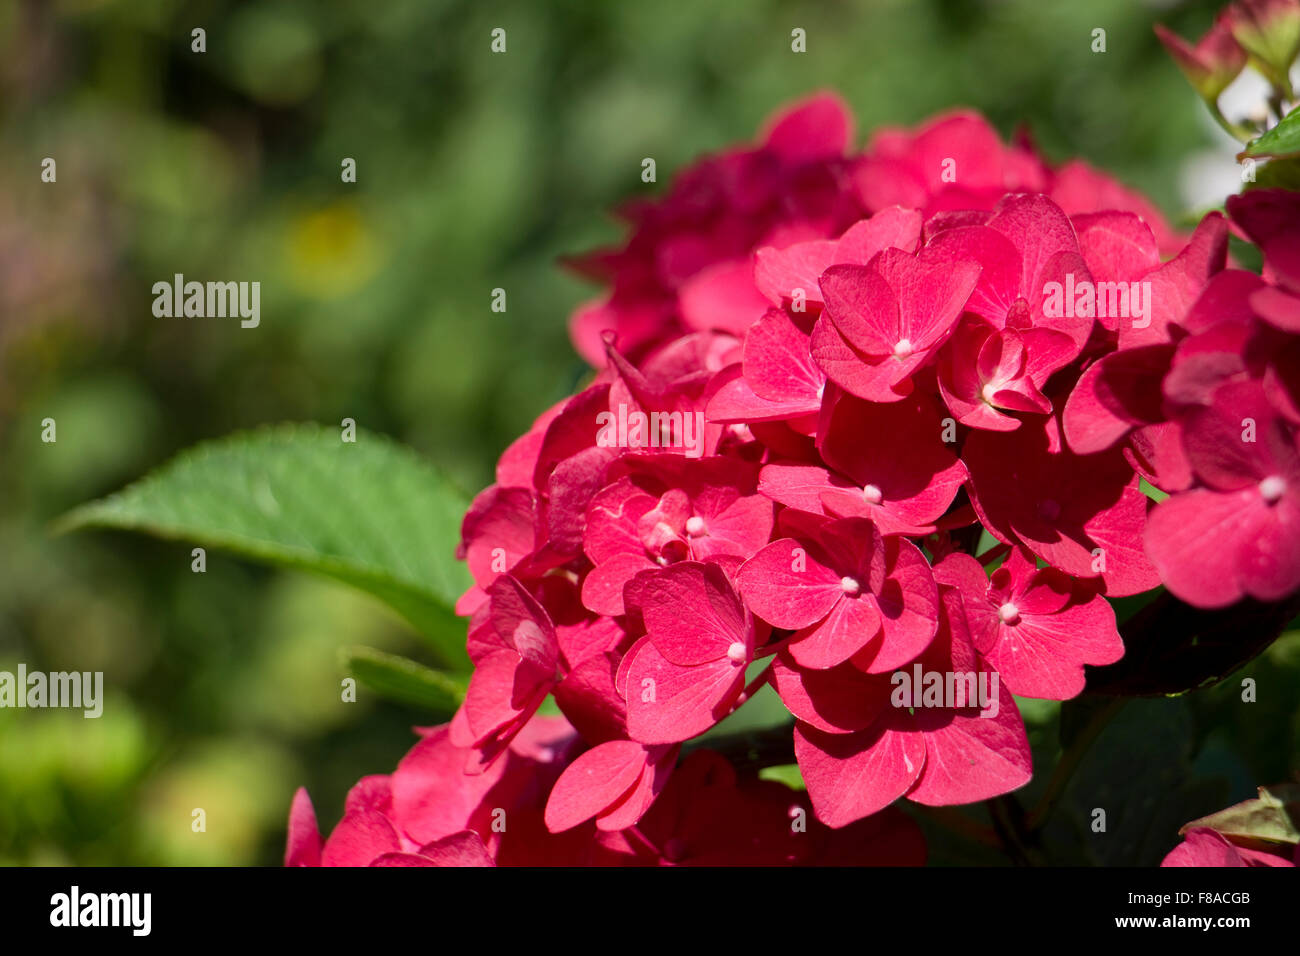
(2, 0, 1294, 865)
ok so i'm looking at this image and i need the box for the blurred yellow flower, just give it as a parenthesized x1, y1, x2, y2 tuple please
(284, 201, 382, 300)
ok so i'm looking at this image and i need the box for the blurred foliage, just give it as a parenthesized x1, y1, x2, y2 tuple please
(0, 0, 1281, 866)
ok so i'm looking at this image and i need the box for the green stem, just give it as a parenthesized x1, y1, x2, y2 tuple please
(976, 541, 1012, 565)
(1206, 99, 1257, 144)
(1025, 697, 1126, 832)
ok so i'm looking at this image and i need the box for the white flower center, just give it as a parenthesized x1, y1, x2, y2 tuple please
(862, 483, 883, 505)
(998, 602, 1020, 625)
(840, 576, 861, 595)
(685, 516, 706, 536)
(1260, 475, 1286, 504)
(893, 339, 913, 358)
(726, 642, 747, 664)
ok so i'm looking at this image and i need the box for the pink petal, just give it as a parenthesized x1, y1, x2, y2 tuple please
(285, 788, 322, 867)
(738, 536, 846, 630)
(1161, 828, 1248, 867)
(1062, 345, 1174, 454)
(544, 740, 652, 833)
(321, 807, 402, 867)
(624, 638, 747, 744)
(795, 714, 926, 828)
(637, 561, 750, 666)
(743, 308, 824, 404)
(762, 91, 853, 164)
(985, 592, 1122, 699)
(854, 537, 940, 673)
(679, 259, 770, 336)
(581, 551, 656, 617)
(789, 594, 884, 669)
(770, 652, 892, 733)
(908, 694, 1032, 805)
(1145, 487, 1299, 607)
(416, 830, 496, 867)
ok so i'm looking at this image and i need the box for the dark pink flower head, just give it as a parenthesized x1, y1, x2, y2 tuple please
(934, 549, 1123, 699)
(1146, 379, 1300, 607)
(738, 513, 939, 671)
(787, 586, 1031, 828)
(924, 194, 1093, 359)
(451, 575, 563, 770)
(964, 416, 1160, 596)
(620, 561, 760, 745)
(567, 92, 861, 366)
(850, 110, 1049, 216)
(1154, 12, 1248, 101)
(581, 454, 773, 616)
(813, 245, 981, 402)
(1227, 189, 1300, 333)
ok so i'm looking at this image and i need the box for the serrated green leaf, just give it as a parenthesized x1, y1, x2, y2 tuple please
(343, 646, 465, 713)
(56, 424, 472, 669)
(1244, 103, 1300, 159)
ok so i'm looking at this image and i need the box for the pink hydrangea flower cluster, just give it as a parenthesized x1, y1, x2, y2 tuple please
(290, 93, 1300, 865)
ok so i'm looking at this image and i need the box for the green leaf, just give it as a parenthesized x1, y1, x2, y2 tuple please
(1244, 103, 1300, 159)
(343, 646, 466, 714)
(1058, 697, 1230, 866)
(1084, 590, 1300, 697)
(56, 423, 472, 669)
(758, 763, 806, 791)
(1180, 783, 1300, 848)
(1244, 155, 1300, 191)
